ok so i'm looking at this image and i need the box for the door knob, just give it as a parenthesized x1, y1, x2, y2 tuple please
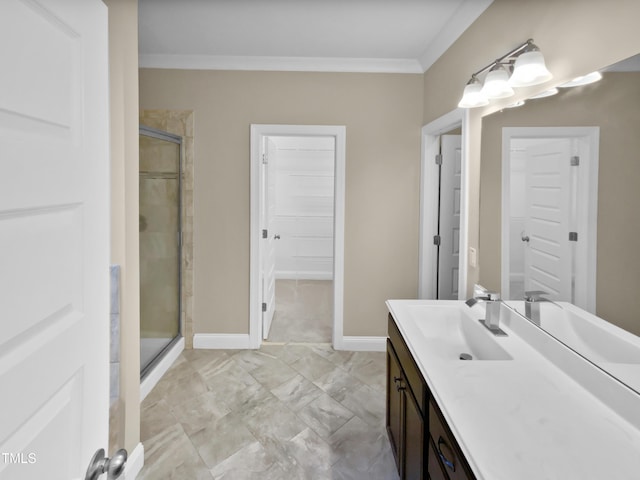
(274, 234, 281, 240)
(85, 448, 127, 480)
(521, 231, 530, 243)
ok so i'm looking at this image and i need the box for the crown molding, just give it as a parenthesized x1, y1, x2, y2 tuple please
(139, 54, 423, 74)
(419, 0, 494, 71)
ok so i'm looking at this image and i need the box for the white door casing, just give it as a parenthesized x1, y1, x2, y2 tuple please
(0, 0, 110, 479)
(250, 125, 345, 349)
(262, 138, 277, 339)
(419, 109, 469, 300)
(438, 135, 462, 299)
(501, 127, 599, 312)
(523, 139, 572, 300)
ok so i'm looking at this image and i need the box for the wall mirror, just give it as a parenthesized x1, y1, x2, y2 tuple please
(478, 53, 640, 392)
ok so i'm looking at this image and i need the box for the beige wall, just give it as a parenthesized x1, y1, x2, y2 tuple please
(422, 0, 640, 297)
(106, 0, 140, 456)
(139, 70, 423, 337)
(479, 72, 640, 335)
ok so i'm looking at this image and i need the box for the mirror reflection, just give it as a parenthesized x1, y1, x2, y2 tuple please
(478, 53, 640, 391)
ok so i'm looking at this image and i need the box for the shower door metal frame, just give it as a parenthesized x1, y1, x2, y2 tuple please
(139, 125, 183, 379)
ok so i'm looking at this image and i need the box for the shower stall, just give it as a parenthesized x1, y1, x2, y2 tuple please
(139, 126, 183, 378)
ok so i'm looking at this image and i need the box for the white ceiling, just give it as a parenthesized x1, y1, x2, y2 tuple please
(138, 0, 493, 73)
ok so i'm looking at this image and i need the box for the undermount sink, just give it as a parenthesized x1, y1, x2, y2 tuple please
(405, 304, 513, 361)
(510, 302, 640, 364)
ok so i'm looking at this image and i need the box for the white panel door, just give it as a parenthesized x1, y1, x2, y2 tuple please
(438, 135, 462, 299)
(262, 139, 278, 339)
(524, 139, 572, 301)
(0, 1, 110, 479)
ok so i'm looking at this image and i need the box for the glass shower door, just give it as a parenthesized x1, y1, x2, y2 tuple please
(139, 126, 182, 377)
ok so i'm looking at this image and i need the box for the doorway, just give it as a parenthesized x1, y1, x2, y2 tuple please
(419, 110, 470, 300)
(250, 125, 346, 349)
(265, 136, 336, 342)
(501, 127, 599, 312)
(435, 132, 462, 299)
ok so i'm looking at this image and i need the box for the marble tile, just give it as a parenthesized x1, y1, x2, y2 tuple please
(271, 374, 323, 411)
(268, 280, 333, 343)
(285, 427, 337, 475)
(201, 360, 271, 413)
(140, 398, 177, 443)
(236, 394, 308, 443)
(339, 383, 386, 427)
(341, 352, 387, 391)
(248, 356, 299, 390)
(297, 393, 354, 439)
(138, 423, 213, 480)
(313, 367, 365, 403)
(170, 391, 232, 436)
(290, 351, 339, 382)
(329, 416, 391, 473)
(260, 343, 314, 365)
(209, 441, 286, 480)
(109, 265, 120, 314)
(138, 275, 398, 478)
(109, 362, 119, 403)
(182, 349, 232, 373)
(231, 349, 281, 372)
(143, 368, 208, 408)
(110, 314, 120, 363)
(189, 412, 258, 468)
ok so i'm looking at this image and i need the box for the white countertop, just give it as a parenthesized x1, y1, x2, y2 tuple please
(386, 299, 640, 480)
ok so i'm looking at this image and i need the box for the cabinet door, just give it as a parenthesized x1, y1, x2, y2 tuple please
(387, 342, 403, 471)
(428, 438, 449, 480)
(404, 388, 426, 480)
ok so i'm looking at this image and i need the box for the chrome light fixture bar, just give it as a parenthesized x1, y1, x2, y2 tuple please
(458, 39, 552, 108)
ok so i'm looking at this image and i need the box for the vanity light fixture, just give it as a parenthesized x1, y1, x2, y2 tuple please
(458, 39, 553, 108)
(558, 71, 602, 88)
(458, 75, 489, 108)
(530, 87, 559, 99)
(481, 64, 515, 99)
(505, 100, 526, 108)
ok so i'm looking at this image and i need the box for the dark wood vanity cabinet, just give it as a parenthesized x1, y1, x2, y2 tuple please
(387, 338, 426, 479)
(387, 314, 475, 480)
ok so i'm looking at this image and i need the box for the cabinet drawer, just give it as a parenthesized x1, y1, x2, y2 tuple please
(388, 314, 427, 415)
(429, 400, 475, 480)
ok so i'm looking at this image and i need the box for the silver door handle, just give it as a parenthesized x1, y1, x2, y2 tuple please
(274, 234, 281, 240)
(85, 448, 127, 480)
(521, 231, 530, 243)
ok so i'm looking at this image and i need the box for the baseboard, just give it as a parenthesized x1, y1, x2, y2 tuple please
(124, 442, 144, 479)
(140, 337, 184, 402)
(336, 336, 386, 352)
(275, 271, 333, 280)
(193, 333, 252, 349)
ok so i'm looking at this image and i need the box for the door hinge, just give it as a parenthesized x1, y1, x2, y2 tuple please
(262, 153, 268, 165)
(569, 232, 578, 242)
(262, 229, 268, 239)
(570, 156, 580, 166)
(435, 154, 443, 165)
(433, 235, 441, 246)
(262, 302, 267, 312)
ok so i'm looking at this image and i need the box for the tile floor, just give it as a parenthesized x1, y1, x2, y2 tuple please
(267, 280, 333, 343)
(139, 281, 399, 479)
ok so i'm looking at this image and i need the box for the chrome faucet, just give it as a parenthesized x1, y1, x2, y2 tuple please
(466, 288, 507, 336)
(523, 290, 562, 325)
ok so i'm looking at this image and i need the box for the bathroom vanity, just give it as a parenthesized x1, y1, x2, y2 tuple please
(386, 300, 640, 480)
